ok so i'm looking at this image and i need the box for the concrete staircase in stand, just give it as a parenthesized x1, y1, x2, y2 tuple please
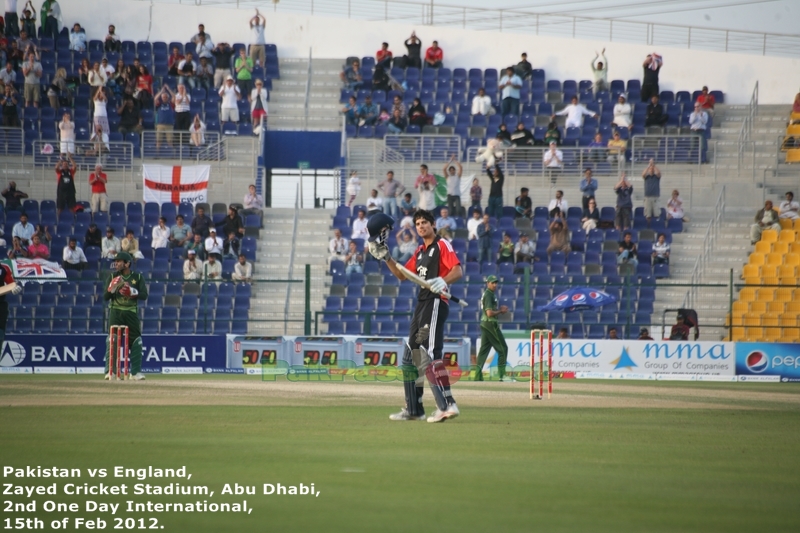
(267, 57, 343, 131)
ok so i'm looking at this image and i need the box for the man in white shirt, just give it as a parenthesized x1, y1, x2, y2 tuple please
(12, 213, 34, 245)
(219, 76, 241, 124)
(62, 237, 87, 270)
(366, 189, 383, 216)
(242, 184, 263, 217)
(434, 208, 457, 240)
(328, 229, 348, 263)
(553, 96, 597, 129)
(467, 209, 482, 240)
(544, 141, 564, 170)
(183, 249, 201, 280)
(612, 94, 632, 130)
(249, 9, 266, 67)
(443, 155, 462, 216)
(471, 87, 494, 116)
(548, 190, 569, 216)
(351, 209, 369, 240)
(100, 58, 115, 80)
(203, 254, 222, 281)
(232, 253, 253, 282)
(688, 103, 709, 153)
(498, 66, 522, 116)
(101, 228, 121, 259)
(779, 191, 800, 220)
(152, 217, 170, 249)
(204, 228, 224, 260)
(514, 233, 534, 264)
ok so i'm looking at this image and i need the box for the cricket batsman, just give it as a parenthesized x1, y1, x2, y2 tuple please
(367, 211, 463, 423)
(103, 252, 148, 380)
(475, 275, 509, 381)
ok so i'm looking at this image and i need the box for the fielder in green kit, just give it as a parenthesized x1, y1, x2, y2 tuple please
(475, 275, 509, 381)
(103, 252, 148, 380)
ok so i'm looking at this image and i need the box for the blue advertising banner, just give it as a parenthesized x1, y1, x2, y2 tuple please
(0, 335, 227, 374)
(735, 343, 800, 382)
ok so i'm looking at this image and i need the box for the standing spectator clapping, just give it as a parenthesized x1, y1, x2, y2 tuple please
(249, 9, 266, 67)
(88, 164, 108, 214)
(249, 79, 268, 132)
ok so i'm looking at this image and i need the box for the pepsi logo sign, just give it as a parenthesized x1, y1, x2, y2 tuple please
(745, 351, 768, 373)
(589, 291, 600, 299)
(556, 294, 569, 303)
(572, 293, 586, 303)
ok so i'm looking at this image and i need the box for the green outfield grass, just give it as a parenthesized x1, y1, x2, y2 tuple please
(2, 379, 800, 532)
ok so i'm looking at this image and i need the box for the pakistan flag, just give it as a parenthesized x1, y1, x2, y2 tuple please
(432, 174, 448, 206)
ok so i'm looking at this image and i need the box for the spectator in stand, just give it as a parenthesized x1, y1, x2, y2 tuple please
(212, 42, 233, 88)
(341, 95, 358, 127)
(0, 85, 18, 126)
(470, 88, 494, 117)
(7, 41, 24, 71)
(376, 42, 393, 69)
(590, 48, 608, 94)
(666, 189, 685, 221)
(250, 79, 268, 130)
(187, 234, 206, 260)
(329, 229, 348, 263)
(344, 241, 363, 275)
(607, 327, 620, 340)
(84, 223, 101, 249)
(351, 209, 369, 240)
(408, 97, 428, 128)
(511, 122, 533, 147)
(21, 51, 40, 107)
(392, 229, 417, 263)
(485, 164, 504, 219)
(496, 123, 512, 144)
(223, 230, 240, 260)
(0, 62, 16, 88)
(497, 233, 514, 264)
(12, 213, 33, 245)
(548, 190, 568, 218)
(26, 234, 48, 259)
(403, 31, 422, 69)
(232, 253, 253, 282)
(652, 233, 670, 264)
(515, 233, 534, 264)
(688, 103, 708, 151)
(85, 123, 110, 157)
(553, 96, 597, 129)
(88, 164, 108, 214)
(587, 133, 606, 163)
(177, 53, 197, 90)
(203, 254, 222, 281)
(62, 237, 88, 271)
(498, 66, 522, 116)
(544, 141, 563, 175)
(358, 94, 379, 126)
(242, 184, 264, 218)
(204, 228, 223, 260)
(249, 9, 266, 67)
(477, 213, 493, 264)
(607, 129, 627, 164)
(2, 181, 28, 212)
(346, 171, 360, 207)
(435, 207, 456, 240)
(40, 0, 62, 41)
(233, 48, 254, 94)
(196, 57, 213, 91)
(547, 215, 571, 255)
(33, 224, 51, 247)
(88, 62, 108, 100)
(55, 155, 76, 216)
(617, 231, 638, 267)
(638, 328, 654, 340)
(467, 209, 482, 240)
(169, 214, 192, 249)
(168, 46, 184, 76)
(154, 88, 175, 149)
(340, 59, 362, 91)
(443, 155, 462, 215)
(695, 86, 715, 116)
(152, 217, 170, 249)
(194, 32, 214, 63)
(100, 58, 115, 85)
(515, 52, 532, 79)
(20, 3, 35, 39)
(779, 191, 799, 220)
(579, 168, 598, 210)
(400, 192, 416, 216)
(121, 229, 144, 260)
(192, 207, 212, 239)
(515, 187, 532, 219)
(644, 94, 668, 127)
(669, 313, 691, 341)
(377, 170, 405, 220)
(641, 53, 663, 102)
(544, 120, 561, 146)
(183, 249, 201, 280)
(366, 189, 383, 217)
(92, 88, 109, 135)
(642, 159, 661, 225)
(4, 1, 19, 38)
(391, 95, 406, 119)
(612, 94, 632, 131)
(424, 40, 443, 68)
(47, 67, 67, 110)
(102, 227, 121, 259)
(7, 236, 27, 259)
(173, 84, 191, 133)
(219, 75, 241, 125)
(750, 200, 781, 244)
(135, 65, 154, 108)
(189, 114, 206, 147)
(386, 108, 407, 133)
(222, 206, 245, 238)
(104, 24, 120, 52)
(614, 172, 633, 231)
(58, 112, 75, 156)
(414, 164, 436, 210)
(69, 23, 86, 52)
(191, 23, 212, 44)
(582, 198, 600, 231)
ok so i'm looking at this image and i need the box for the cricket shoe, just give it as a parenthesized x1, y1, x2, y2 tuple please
(130, 373, 146, 381)
(104, 372, 111, 381)
(427, 403, 460, 423)
(388, 408, 426, 421)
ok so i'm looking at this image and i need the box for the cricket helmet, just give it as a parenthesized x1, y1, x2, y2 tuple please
(367, 212, 395, 244)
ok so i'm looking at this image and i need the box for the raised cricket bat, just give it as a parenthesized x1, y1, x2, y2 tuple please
(395, 263, 468, 308)
(0, 282, 17, 296)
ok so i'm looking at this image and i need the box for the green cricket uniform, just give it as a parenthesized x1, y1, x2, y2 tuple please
(476, 286, 508, 380)
(103, 270, 148, 374)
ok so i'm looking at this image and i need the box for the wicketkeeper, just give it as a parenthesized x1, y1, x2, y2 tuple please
(103, 252, 148, 380)
(475, 275, 509, 381)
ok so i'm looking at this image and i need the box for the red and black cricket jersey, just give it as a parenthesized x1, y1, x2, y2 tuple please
(0, 262, 14, 303)
(404, 236, 460, 303)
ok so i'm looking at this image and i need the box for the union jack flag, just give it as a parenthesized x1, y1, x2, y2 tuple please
(1, 259, 67, 284)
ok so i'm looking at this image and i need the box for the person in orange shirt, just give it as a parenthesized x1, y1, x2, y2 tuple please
(424, 41, 443, 68)
(376, 42, 392, 69)
(89, 163, 108, 214)
(695, 86, 715, 115)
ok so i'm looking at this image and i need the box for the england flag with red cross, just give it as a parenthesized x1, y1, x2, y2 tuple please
(142, 165, 211, 205)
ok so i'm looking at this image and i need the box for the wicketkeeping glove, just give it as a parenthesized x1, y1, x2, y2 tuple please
(367, 240, 389, 261)
(118, 284, 138, 298)
(107, 276, 124, 293)
(428, 277, 447, 294)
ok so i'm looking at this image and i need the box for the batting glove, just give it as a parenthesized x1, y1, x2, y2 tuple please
(367, 240, 389, 261)
(11, 284, 22, 295)
(428, 277, 447, 294)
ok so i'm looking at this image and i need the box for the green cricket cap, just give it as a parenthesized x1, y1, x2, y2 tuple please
(485, 275, 499, 283)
